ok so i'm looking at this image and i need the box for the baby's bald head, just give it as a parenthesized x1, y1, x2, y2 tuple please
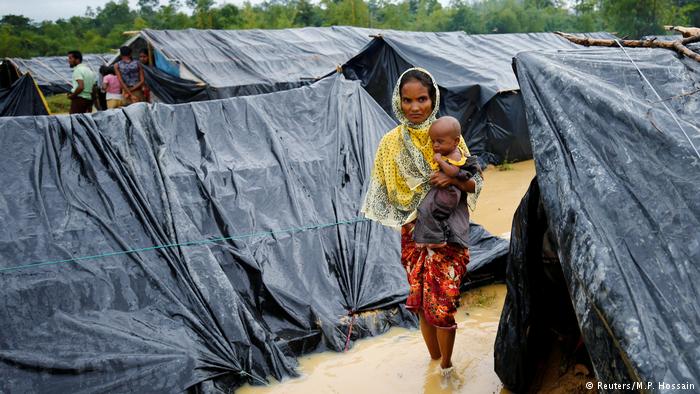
(429, 116, 461, 155)
(430, 116, 461, 139)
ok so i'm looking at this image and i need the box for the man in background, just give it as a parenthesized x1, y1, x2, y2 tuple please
(67, 50, 96, 114)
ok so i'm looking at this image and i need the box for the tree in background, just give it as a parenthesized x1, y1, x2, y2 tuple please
(187, 0, 216, 28)
(321, 0, 370, 27)
(295, 0, 323, 27)
(600, 0, 688, 37)
(0, 0, 696, 58)
(572, 0, 604, 33)
(445, 1, 483, 33)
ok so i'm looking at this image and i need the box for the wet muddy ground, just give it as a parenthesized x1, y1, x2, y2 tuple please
(471, 160, 537, 236)
(239, 285, 508, 394)
(238, 161, 538, 394)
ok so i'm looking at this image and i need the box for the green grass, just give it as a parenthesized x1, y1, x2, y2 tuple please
(496, 160, 514, 171)
(45, 94, 71, 114)
(464, 288, 497, 308)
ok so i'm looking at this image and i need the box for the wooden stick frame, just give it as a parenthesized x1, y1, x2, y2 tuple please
(555, 29, 700, 62)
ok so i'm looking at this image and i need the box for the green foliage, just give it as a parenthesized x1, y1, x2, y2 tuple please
(321, 0, 371, 27)
(600, 0, 683, 37)
(45, 94, 71, 114)
(0, 0, 695, 58)
(496, 160, 514, 171)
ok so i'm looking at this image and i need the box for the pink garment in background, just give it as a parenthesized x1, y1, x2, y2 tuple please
(103, 74, 121, 95)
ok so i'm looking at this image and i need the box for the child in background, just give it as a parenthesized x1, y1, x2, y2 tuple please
(138, 48, 151, 103)
(100, 65, 123, 109)
(413, 116, 481, 249)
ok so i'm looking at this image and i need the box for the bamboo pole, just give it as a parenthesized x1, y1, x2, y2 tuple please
(555, 30, 700, 63)
(664, 25, 700, 38)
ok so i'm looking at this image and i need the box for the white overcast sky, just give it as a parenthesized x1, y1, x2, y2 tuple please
(0, 0, 255, 22)
(1, 0, 572, 22)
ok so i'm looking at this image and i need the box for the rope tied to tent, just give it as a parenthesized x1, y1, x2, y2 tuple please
(614, 39, 700, 160)
(0, 217, 370, 274)
(238, 370, 269, 386)
(343, 310, 357, 352)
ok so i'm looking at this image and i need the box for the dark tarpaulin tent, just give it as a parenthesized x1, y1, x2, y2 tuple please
(0, 74, 49, 117)
(9, 54, 111, 95)
(142, 65, 212, 104)
(135, 27, 376, 99)
(0, 60, 49, 117)
(495, 46, 700, 391)
(494, 178, 587, 391)
(0, 75, 406, 392)
(641, 34, 683, 41)
(0, 74, 506, 392)
(341, 31, 615, 165)
(462, 222, 508, 288)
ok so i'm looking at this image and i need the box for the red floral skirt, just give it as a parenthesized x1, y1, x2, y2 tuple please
(401, 222, 469, 330)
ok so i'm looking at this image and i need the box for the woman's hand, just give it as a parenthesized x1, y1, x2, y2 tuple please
(430, 171, 477, 193)
(429, 171, 453, 188)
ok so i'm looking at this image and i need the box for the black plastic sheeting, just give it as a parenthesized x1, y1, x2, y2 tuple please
(139, 27, 375, 98)
(507, 47, 700, 389)
(494, 178, 585, 392)
(463, 222, 508, 289)
(641, 34, 683, 41)
(10, 54, 111, 95)
(0, 75, 507, 392)
(0, 74, 49, 117)
(341, 31, 615, 165)
(691, 43, 700, 55)
(462, 91, 530, 165)
(143, 65, 211, 104)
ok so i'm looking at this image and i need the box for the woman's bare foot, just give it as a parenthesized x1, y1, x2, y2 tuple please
(438, 365, 464, 389)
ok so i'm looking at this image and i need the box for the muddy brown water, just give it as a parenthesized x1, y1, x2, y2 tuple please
(239, 285, 507, 394)
(471, 160, 537, 236)
(238, 161, 537, 394)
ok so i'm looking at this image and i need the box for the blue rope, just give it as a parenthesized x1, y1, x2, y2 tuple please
(0, 217, 370, 274)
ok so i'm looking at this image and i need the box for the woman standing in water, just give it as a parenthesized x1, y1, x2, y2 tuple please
(362, 68, 482, 389)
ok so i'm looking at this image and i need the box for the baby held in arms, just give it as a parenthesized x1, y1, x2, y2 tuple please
(414, 116, 481, 249)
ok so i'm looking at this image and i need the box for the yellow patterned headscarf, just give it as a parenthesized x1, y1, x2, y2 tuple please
(361, 68, 471, 229)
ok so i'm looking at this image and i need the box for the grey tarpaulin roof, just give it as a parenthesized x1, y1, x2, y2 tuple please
(375, 31, 617, 105)
(9, 54, 112, 95)
(641, 34, 683, 41)
(139, 27, 378, 97)
(513, 46, 700, 387)
(340, 31, 616, 165)
(140, 28, 614, 104)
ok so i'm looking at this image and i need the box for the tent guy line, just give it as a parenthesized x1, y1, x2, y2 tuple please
(614, 39, 700, 159)
(0, 217, 369, 274)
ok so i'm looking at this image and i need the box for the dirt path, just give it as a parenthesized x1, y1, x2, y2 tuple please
(471, 160, 537, 236)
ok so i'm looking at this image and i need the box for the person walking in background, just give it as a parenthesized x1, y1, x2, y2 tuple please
(66, 50, 96, 114)
(100, 65, 123, 109)
(115, 46, 145, 105)
(138, 48, 151, 103)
